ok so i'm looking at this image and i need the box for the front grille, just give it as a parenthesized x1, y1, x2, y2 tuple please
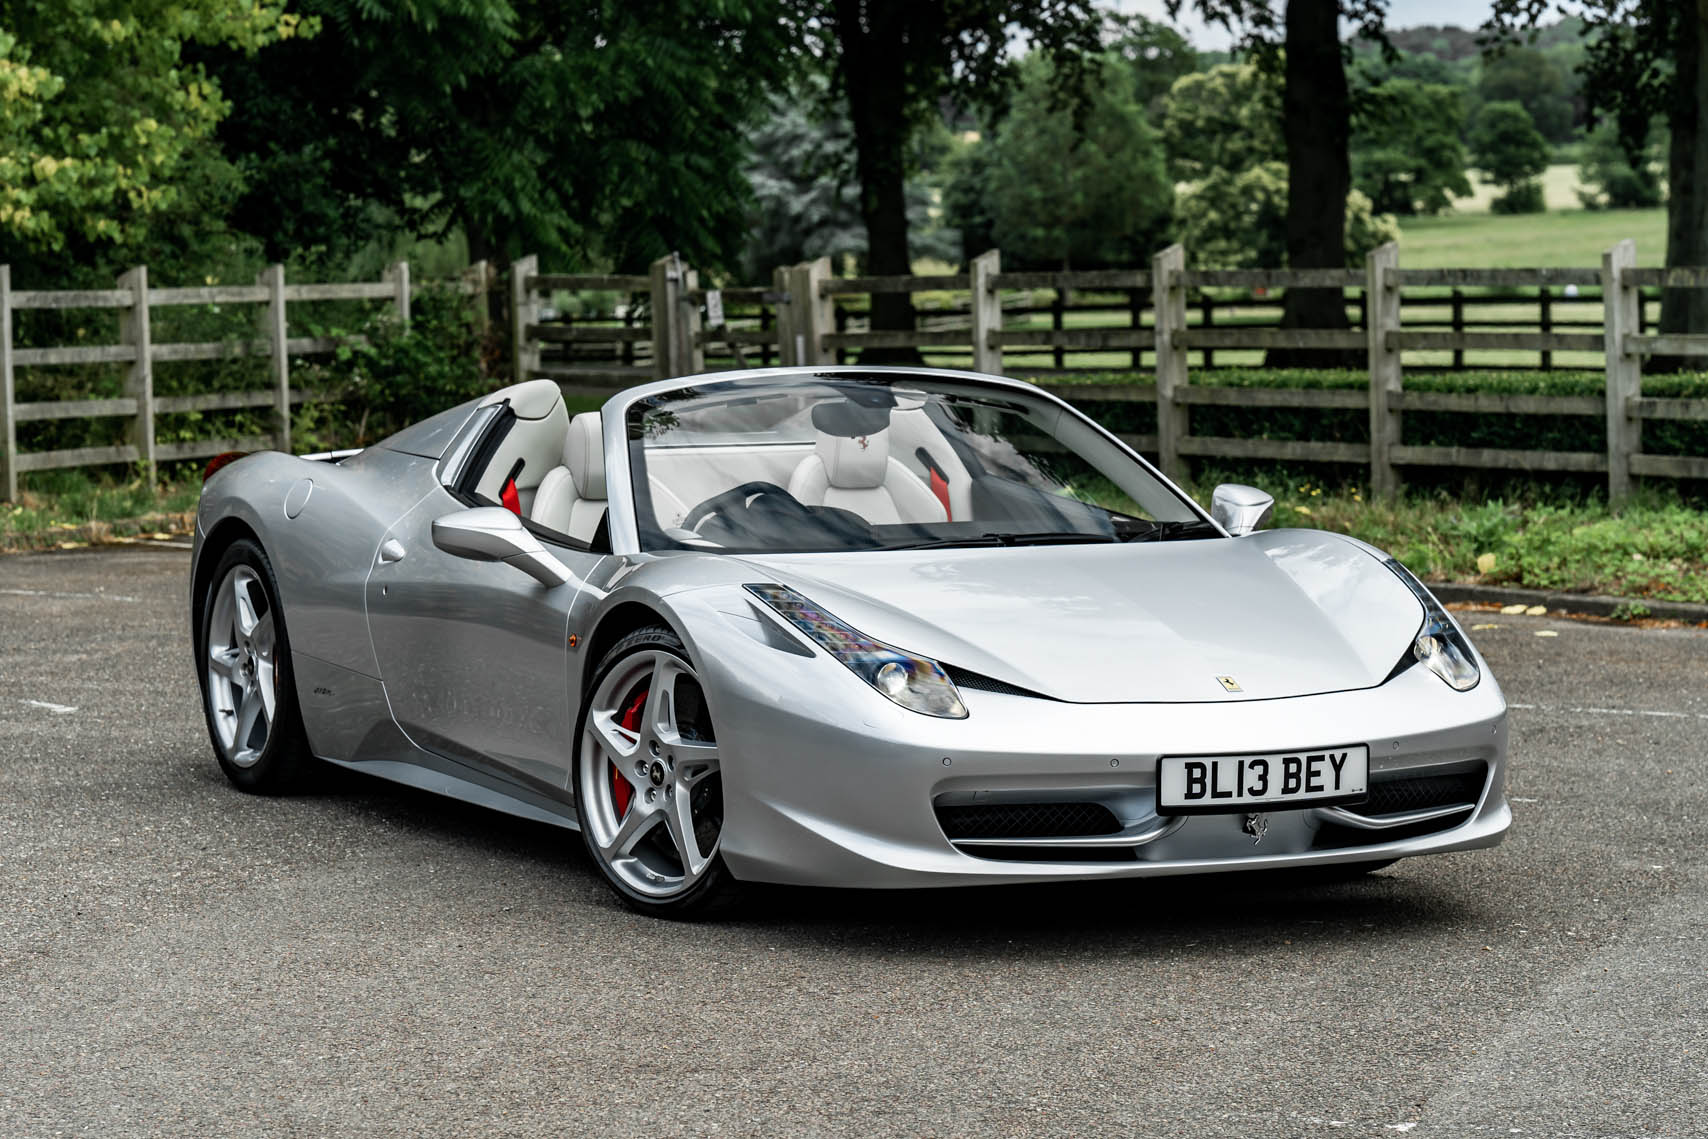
(936, 801, 1122, 840)
(1365, 765, 1486, 816)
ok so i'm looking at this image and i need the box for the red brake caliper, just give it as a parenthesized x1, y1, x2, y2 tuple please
(610, 685, 647, 818)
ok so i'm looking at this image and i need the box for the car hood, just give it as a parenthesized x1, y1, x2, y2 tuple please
(733, 530, 1424, 703)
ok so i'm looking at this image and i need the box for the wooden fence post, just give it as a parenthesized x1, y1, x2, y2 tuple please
(118, 267, 155, 483)
(512, 255, 540, 384)
(649, 255, 676, 378)
(1450, 288, 1464, 370)
(385, 260, 411, 327)
(772, 265, 797, 366)
(1603, 239, 1640, 506)
(1366, 242, 1402, 499)
(259, 264, 290, 454)
(462, 260, 492, 334)
(787, 257, 834, 366)
(970, 250, 1002, 375)
(1152, 244, 1187, 482)
(1538, 286, 1552, 371)
(0, 266, 14, 502)
(678, 261, 705, 376)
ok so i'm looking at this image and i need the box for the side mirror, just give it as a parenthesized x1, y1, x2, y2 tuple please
(1210, 484, 1275, 537)
(431, 506, 573, 588)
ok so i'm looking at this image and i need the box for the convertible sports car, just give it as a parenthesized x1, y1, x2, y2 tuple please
(191, 366, 1510, 915)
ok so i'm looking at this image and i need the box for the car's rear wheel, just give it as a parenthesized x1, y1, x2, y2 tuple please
(574, 625, 735, 917)
(198, 539, 311, 792)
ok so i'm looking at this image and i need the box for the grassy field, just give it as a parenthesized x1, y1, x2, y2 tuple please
(1396, 205, 1667, 270)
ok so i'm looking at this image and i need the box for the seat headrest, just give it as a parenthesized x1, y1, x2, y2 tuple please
(816, 426, 890, 489)
(565, 412, 606, 500)
(811, 399, 891, 438)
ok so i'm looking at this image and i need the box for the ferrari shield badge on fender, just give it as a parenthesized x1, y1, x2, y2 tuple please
(1217, 675, 1242, 692)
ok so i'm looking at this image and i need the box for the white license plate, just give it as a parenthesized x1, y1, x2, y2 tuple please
(1157, 746, 1369, 813)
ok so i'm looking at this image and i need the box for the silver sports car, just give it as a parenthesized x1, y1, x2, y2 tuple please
(191, 366, 1510, 915)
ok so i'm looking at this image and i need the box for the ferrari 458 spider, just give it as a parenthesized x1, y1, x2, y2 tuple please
(191, 367, 1509, 915)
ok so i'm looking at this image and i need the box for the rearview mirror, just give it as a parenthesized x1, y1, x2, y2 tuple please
(1210, 484, 1275, 537)
(431, 507, 572, 588)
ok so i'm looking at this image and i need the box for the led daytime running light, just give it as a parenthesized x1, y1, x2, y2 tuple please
(1383, 558, 1481, 692)
(745, 584, 968, 718)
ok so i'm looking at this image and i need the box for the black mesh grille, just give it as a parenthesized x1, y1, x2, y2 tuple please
(943, 666, 1051, 699)
(1365, 766, 1486, 816)
(936, 801, 1122, 839)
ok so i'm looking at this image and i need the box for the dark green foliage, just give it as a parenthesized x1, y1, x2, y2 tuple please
(294, 290, 497, 450)
(1351, 79, 1472, 215)
(1470, 101, 1551, 211)
(1577, 121, 1665, 210)
(1490, 180, 1547, 214)
(203, 0, 792, 272)
(981, 53, 1173, 269)
(1107, 14, 1200, 114)
(1160, 63, 1284, 184)
(1477, 45, 1577, 143)
(741, 91, 954, 280)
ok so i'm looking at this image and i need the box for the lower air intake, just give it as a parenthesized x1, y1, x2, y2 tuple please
(1365, 766, 1486, 815)
(936, 802, 1122, 840)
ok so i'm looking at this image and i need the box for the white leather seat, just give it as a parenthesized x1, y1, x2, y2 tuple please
(471, 380, 569, 514)
(786, 404, 946, 525)
(531, 412, 607, 543)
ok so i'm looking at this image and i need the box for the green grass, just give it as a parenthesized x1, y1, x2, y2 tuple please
(2, 468, 200, 550)
(1395, 205, 1667, 269)
(1203, 479, 1708, 605)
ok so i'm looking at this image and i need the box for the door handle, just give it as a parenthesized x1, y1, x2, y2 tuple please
(377, 539, 407, 564)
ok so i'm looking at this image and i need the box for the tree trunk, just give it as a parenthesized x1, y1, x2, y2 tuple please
(1269, 0, 1359, 368)
(1654, 0, 1708, 372)
(832, 0, 921, 364)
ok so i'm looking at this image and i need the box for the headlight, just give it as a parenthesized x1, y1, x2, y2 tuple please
(745, 584, 968, 718)
(1382, 558, 1480, 691)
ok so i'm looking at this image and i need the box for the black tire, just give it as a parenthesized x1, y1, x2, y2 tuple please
(195, 538, 313, 793)
(573, 624, 739, 919)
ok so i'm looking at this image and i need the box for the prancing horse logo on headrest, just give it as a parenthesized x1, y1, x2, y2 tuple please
(856, 436, 869, 450)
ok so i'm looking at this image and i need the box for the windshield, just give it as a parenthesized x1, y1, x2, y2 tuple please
(626, 373, 1214, 554)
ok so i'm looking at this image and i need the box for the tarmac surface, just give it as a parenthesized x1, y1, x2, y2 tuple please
(1, 546, 1705, 1138)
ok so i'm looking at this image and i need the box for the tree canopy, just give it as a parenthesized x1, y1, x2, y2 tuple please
(1351, 79, 1472, 215)
(206, 0, 792, 272)
(981, 52, 1172, 268)
(0, 0, 307, 275)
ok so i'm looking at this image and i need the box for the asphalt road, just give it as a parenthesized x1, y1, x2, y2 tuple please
(2, 547, 1705, 1139)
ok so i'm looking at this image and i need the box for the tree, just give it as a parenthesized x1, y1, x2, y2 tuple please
(205, 0, 792, 272)
(982, 52, 1173, 268)
(1576, 120, 1665, 210)
(0, 0, 305, 279)
(741, 91, 957, 280)
(1477, 45, 1575, 142)
(1487, 0, 1708, 367)
(1469, 101, 1551, 213)
(786, 1, 1105, 359)
(1352, 79, 1472, 215)
(1160, 63, 1284, 183)
(1175, 162, 1396, 270)
(1107, 14, 1201, 114)
(1165, 0, 1395, 365)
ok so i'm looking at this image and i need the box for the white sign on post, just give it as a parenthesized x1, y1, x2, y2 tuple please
(705, 288, 725, 329)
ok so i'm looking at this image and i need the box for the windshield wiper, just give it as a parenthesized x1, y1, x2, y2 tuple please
(1116, 518, 1222, 543)
(882, 530, 1114, 551)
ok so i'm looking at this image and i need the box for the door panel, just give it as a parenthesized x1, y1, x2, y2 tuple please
(365, 486, 600, 790)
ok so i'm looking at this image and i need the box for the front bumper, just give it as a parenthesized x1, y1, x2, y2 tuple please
(681, 596, 1510, 889)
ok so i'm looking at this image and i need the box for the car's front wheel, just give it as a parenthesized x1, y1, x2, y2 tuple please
(197, 539, 311, 792)
(574, 625, 735, 917)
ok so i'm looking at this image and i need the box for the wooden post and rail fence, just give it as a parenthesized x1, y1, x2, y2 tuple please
(6, 240, 1708, 505)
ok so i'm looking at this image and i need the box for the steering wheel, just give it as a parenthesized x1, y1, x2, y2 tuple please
(681, 481, 799, 532)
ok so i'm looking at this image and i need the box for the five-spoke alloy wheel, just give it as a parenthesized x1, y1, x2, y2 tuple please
(197, 539, 309, 792)
(575, 625, 732, 916)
